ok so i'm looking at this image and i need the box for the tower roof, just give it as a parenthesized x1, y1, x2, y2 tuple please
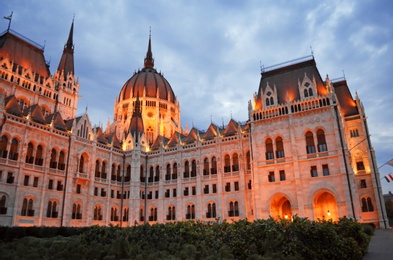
(57, 20, 75, 80)
(128, 94, 144, 142)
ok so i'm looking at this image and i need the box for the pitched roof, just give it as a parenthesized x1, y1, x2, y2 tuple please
(203, 123, 219, 140)
(223, 119, 239, 137)
(4, 95, 23, 116)
(57, 21, 75, 80)
(0, 31, 50, 78)
(46, 111, 67, 131)
(333, 80, 359, 117)
(184, 127, 199, 144)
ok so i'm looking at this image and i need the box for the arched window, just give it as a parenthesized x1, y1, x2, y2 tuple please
(166, 164, 171, 180)
(148, 166, 154, 182)
(276, 137, 285, 158)
(50, 149, 57, 168)
(184, 161, 190, 178)
(203, 158, 209, 175)
(0, 136, 8, 158)
(186, 204, 195, 219)
(167, 206, 176, 220)
(93, 205, 102, 220)
(317, 129, 327, 152)
(95, 160, 100, 178)
(304, 89, 309, 98)
(270, 97, 274, 105)
(72, 203, 82, 219)
(140, 208, 144, 222)
(46, 200, 58, 218)
(0, 195, 7, 214)
(224, 154, 231, 173)
(229, 201, 239, 217)
(149, 207, 157, 221)
(155, 165, 160, 181)
(246, 151, 251, 170)
(266, 98, 270, 106)
(232, 153, 239, 171)
(125, 165, 131, 182)
(58, 151, 65, 170)
(35, 145, 43, 165)
(207, 202, 216, 218)
(21, 197, 34, 216)
(112, 164, 116, 181)
(101, 161, 107, 179)
(265, 138, 274, 160)
(191, 160, 197, 177)
(111, 207, 119, 221)
(117, 165, 122, 182)
(9, 138, 19, 160)
(140, 165, 145, 182)
(173, 163, 178, 179)
(211, 157, 217, 174)
(308, 88, 313, 97)
(79, 155, 85, 173)
(361, 197, 374, 212)
(123, 207, 129, 222)
(26, 143, 34, 164)
(305, 131, 316, 154)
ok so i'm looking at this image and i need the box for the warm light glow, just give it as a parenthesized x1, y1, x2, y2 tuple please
(284, 214, 288, 219)
(327, 210, 331, 216)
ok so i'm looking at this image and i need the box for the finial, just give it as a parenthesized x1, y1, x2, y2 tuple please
(310, 46, 314, 57)
(342, 70, 346, 79)
(210, 115, 212, 124)
(4, 11, 13, 32)
(73, 13, 75, 22)
(43, 40, 46, 50)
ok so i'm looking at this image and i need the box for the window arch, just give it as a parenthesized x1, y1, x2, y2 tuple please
(149, 166, 154, 182)
(93, 205, 102, 220)
(101, 161, 107, 179)
(186, 204, 195, 219)
(228, 200, 239, 217)
(26, 142, 34, 164)
(166, 164, 171, 180)
(58, 151, 66, 170)
(72, 202, 82, 219)
(184, 160, 190, 178)
(35, 145, 43, 165)
(211, 157, 217, 174)
(111, 206, 119, 221)
(79, 154, 87, 173)
(95, 160, 100, 178)
(125, 165, 131, 182)
(224, 154, 231, 173)
(112, 163, 117, 181)
(46, 200, 58, 218)
(9, 138, 19, 160)
(246, 151, 251, 170)
(361, 197, 374, 212)
(155, 165, 160, 181)
(232, 153, 239, 171)
(275, 137, 285, 158)
(117, 165, 122, 182)
(167, 205, 176, 220)
(0, 195, 7, 214)
(123, 207, 129, 222)
(305, 131, 316, 154)
(0, 135, 8, 158)
(203, 158, 209, 175)
(304, 89, 309, 98)
(50, 149, 57, 169)
(191, 160, 197, 177)
(207, 202, 216, 218)
(140, 164, 145, 182)
(265, 138, 274, 160)
(21, 197, 34, 216)
(173, 162, 178, 179)
(317, 129, 327, 152)
(149, 206, 157, 221)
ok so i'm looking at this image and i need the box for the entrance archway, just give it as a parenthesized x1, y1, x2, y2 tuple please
(270, 194, 292, 220)
(314, 191, 338, 221)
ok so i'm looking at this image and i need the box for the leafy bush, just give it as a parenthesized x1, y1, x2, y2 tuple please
(0, 217, 371, 259)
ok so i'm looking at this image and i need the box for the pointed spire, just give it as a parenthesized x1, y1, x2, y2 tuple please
(144, 28, 154, 68)
(128, 93, 144, 143)
(57, 19, 75, 80)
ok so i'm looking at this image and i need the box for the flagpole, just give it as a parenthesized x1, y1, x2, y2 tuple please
(4, 11, 12, 32)
(378, 158, 393, 169)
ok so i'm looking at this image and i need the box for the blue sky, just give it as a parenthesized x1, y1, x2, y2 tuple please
(2, 0, 393, 193)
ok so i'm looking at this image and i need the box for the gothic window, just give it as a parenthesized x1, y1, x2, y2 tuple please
(146, 126, 154, 145)
(94, 205, 102, 221)
(167, 206, 176, 220)
(50, 149, 57, 169)
(46, 200, 58, 218)
(21, 197, 34, 216)
(111, 207, 119, 221)
(149, 207, 157, 221)
(95, 160, 100, 178)
(186, 204, 195, 219)
(101, 161, 107, 179)
(117, 165, 122, 182)
(361, 197, 374, 212)
(203, 157, 209, 175)
(35, 145, 43, 166)
(140, 208, 144, 222)
(211, 157, 217, 174)
(207, 202, 216, 218)
(224, 154, 231, 172)
(305, 131, 316, 154)
(265, 138, 274, 160)
(79, 155, 85, 173)
(9, 138, 19, 160)
(155, 165, 160, 181)
(166, 164, 171, 180)
(276, 137, 285, 158)
(173, 163, 178, 179)
(232, 153, 239, 171)
(123, 207, 129, 221)
(229, 201, 239, 217)
(0, 136, 8, 158)
(26, 143, 34, 164)
(0, 195, 6, 214)
(112, 164, 117, 181)
(360, 179, 367, 188)
(304, 89, 309, 98)
(246, 151, 251, 170)
(191, 160, 197, 177)
(317, 129, 327, 152)
(125, 165, 131, 182)
(58, 151, 65, 170)
(184, 161, 190, 178)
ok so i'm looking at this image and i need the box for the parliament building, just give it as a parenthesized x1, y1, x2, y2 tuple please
(0, 21, 388, 227)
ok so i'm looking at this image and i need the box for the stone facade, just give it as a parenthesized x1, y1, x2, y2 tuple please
(0, 21, 388, 227)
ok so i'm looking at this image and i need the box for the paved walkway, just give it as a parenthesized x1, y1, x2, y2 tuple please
(363, 229, 393, 260)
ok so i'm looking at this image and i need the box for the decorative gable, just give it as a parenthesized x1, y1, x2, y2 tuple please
(298, 73, 317, 100)
(262, 82, 278, 108)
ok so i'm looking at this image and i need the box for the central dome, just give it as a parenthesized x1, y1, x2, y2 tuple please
(118, 34, 176, 104)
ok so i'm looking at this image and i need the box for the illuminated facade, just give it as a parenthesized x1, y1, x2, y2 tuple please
(0, 22, 388, 227)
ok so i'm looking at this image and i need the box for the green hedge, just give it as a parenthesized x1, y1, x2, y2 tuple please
(0, 217, 371, 259)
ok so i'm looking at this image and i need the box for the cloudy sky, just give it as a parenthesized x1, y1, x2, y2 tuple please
(3, 0, 393, 193)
